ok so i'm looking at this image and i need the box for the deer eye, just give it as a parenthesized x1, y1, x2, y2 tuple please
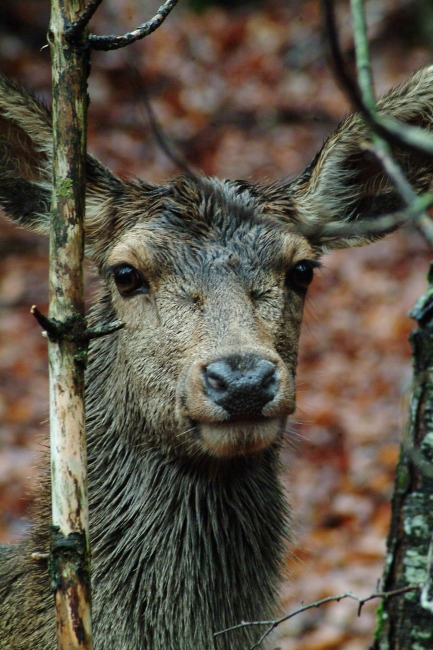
(287, 260, 318, 290)
(113, 264, 149, 296)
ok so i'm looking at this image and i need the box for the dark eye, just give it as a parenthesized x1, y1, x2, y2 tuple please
(287, 260, 317, 290)
(113, 264, 149, 296)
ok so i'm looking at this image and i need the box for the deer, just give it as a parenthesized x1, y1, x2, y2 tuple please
(0, 66, 432, 649)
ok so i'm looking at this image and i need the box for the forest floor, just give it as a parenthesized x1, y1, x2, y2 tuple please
(1, 0, 433, 648)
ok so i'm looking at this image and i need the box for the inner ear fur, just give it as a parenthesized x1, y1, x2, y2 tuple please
(269, 66, 433, 251)
(0, 75, 157, 265)
(0, 77, 53, 235)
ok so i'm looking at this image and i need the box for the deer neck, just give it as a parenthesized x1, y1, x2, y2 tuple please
(87, 427, 288, 649)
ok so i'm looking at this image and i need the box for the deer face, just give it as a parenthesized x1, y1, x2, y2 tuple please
(101, 177, 316, 458)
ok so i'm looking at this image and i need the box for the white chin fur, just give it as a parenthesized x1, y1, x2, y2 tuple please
(198, 418, 283, 458)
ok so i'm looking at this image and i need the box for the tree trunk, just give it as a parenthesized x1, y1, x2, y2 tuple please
(48, 1, 92, 647)
(373, 264, 433, 649)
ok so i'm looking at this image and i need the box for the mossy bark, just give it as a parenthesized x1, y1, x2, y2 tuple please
(48, 1, 92, 647)
(373, 264, 433, 650)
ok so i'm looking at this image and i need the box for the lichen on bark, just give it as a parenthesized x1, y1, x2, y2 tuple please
(373, 263, 433, 649)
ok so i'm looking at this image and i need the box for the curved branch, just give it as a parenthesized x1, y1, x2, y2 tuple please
(88, 0, 180, 51)
(321, 0, 433, 159)
(321, 0, 433, 249)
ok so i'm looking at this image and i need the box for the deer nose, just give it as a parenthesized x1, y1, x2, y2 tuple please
(203, 355, 278, 417)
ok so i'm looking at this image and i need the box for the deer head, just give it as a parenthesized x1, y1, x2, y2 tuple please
(0, 68, 432, 462)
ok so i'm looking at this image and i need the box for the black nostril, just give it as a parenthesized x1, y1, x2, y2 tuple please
(205, 370, 228, 392)
(203, 355, 279, 417)
(261, 366, 276, 388)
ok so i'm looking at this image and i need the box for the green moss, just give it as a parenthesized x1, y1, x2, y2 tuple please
(394, 457, 410, 493)
(58, 177, 73, 198)
(374, 600, 386, 643)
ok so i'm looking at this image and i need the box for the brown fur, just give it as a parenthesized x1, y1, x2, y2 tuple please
(0, 67, 433, 649)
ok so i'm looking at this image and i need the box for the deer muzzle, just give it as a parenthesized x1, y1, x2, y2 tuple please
(177, 348, 295, 457)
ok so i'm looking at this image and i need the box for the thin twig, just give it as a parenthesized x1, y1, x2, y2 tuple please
(321, 0, 433, 249)
(349, 0, 433, 247)
(128, 67, 196, 176)
(214, 584, 421, 649)
(31, 305, 62, 339)
(85, 320, 124, 340)
(378, 115, 433, 158)
(31, 305, 124, 342)
(321, 0, 433, 158)
(321, 0, 361, 105)
(348, 0, 414, 205)
(89, 0, 180, 51)
(369, 143, 433, 246)
(417, 213, 433, 249)
(31, 551, 50, 562)
(350, 0, 376, 112)
(297, 193, 433, 242)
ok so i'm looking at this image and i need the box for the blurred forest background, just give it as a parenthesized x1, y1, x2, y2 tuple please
(1, 0, 433, 648)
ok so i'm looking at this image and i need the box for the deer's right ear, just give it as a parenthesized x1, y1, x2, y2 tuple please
(0, 76, 153, 264)
(0, 77, 53, 236)
(271, 66, 433, 252)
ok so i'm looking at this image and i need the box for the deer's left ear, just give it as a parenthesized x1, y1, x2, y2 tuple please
(0, 75, 158, 266)
(267, 66, 433, 252)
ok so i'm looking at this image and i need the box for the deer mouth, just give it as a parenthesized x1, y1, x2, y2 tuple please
(176, 349, 295, 457)
(195, 416, 285, 458)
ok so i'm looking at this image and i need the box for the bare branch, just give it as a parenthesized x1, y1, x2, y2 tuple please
(417, 213, 433, 249)
(368, 143, 433, 246)
(31, 305, 124, 343)
(349, 0, 418, 206)
(321, 0, 433, 159)
(297, 193, 433, 243)
(66, 0, 104, 40)
(378, 115, 433, 158)
(214, 584, 421, 649)
(128, 67, 197, 176)
(85, 321, 125, 340)
(321, 0, 433, 249)
(31, 552, 50, 562)
(89, 0, 181, 51)
(350, 0, 376, 112)
(321, 0, 361, 106)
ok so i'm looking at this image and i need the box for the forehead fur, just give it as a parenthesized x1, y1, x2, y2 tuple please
(129, 176, 300, 237)
(158, 175, 272, 235)
(107, 175, 314, 275)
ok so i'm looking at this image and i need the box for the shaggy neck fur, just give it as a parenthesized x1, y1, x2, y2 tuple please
(89, 441, 288, 649)
(85, 319, 289, 650)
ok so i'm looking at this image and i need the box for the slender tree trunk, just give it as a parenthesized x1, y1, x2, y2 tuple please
(373, 265, 433, 649)
(48, 1, 92, 647)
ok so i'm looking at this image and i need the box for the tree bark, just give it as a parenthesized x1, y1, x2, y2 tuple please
(48, 1, 92, 648)
(373, 264, 433, 650)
